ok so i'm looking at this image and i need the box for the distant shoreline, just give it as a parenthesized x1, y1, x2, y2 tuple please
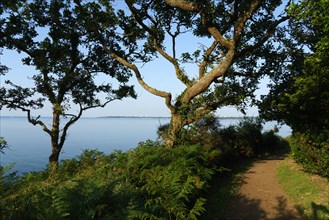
(97, 116, 255, 120)
(0, 115, 255, 120)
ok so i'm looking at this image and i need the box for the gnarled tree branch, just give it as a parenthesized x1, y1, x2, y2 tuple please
(126, 0, 193, 87)
(101, 41, 175, 112)
(199, 40, 219, 79)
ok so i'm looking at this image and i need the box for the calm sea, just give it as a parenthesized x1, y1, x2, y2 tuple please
(0, 116, 291, 173)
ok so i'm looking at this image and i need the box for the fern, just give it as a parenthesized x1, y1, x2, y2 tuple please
(187, 198, 207, 220)
(1, 143, 217, 219)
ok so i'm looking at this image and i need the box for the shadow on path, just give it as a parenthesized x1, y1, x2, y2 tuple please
(218, 159, 300, 219)
(224, 194, 299, 220)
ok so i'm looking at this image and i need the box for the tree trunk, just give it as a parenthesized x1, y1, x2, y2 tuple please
(49, 143, 61, 173)
(166, 113, 185, 147)
(49, 110, 62, 173)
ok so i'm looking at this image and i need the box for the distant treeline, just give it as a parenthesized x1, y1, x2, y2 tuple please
(97, 116, 255, 120)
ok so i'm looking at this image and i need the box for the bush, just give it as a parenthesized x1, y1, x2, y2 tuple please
(157, 114, 222, 149)
(218, 118, 263, 158)
(0, 150, 120, 219)
(290, 133, 329, 178)
(261, 130, 289, 153)
(127, 143, 215, 219)
(0, 143, 217, 219)
(158, 117, 288, 167)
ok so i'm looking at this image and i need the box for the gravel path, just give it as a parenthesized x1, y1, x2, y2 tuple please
(225, 158, 299, 220)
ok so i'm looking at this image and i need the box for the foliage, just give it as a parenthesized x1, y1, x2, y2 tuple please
(159, 116, 288, 164)
(185, 114, 222, 149)
(261, 130, 289, 153)
(158, 113, 222, 149)
(0, 49, 9, 75)
(0, 143, 217, 219)
(0, 136, 8, 154)
(215, 118, 264, 160)
(77, 0, 291, 146)
(0, 116, 291, 219)
(259, 0, 329, 136)
(289, 133, 329, 178)
(259, 0, 329, 177)
(0, 0, 136, 166)
(126, 143, 215, 220)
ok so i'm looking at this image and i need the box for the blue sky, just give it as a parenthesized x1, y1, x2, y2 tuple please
(0, 2, 274, 118)
(0, 44, 267, 118)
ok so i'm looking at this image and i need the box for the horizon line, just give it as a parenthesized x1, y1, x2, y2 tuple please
(0, 115, 256, 119)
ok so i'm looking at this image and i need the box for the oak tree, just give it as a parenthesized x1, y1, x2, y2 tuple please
(79, 0, 291, 146)
(0, 0, 136, 170)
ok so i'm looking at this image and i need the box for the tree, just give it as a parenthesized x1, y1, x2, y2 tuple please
(258, 0, 329, 177)
(0, 0, 136, 171)
(77, 0, 290, 146)
(259, 0, 329, 137)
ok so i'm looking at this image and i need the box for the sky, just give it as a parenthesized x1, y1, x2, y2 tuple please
(0, 1, 275, 118)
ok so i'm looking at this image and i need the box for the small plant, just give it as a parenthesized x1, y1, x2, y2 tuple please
(0, 136, 8, 154)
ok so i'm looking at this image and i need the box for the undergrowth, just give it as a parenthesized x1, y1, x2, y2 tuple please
(0, 143, 217, 219)
(0, 118, 288, 219)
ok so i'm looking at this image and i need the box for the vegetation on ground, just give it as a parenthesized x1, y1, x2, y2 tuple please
(0, 143, 215, 219)
(0, 118, 286, 219)
(289, 134, 329, 178)
(277, 157, 329, 220)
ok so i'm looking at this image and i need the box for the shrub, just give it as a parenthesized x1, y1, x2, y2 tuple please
(217, 118, 263, 159)
(157, 114, 222, 149)
(1, 118, 292, 219)
(290, 133, 329, 178)
(125, 142, 216, 219)
(0, 143, 218, 219)
(161, 116, 289, 166)
(0, 150, 126, 219)
(262, 130, 289, 153)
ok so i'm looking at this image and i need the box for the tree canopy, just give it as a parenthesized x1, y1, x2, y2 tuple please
(0, 0, 136, 169)
(0, 49, 9, 75)
(257, 0, 329, 177)
(259, 0, 329, 137)
(76, 0, 291, 146)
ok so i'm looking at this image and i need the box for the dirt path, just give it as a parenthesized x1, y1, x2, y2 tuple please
(226, 157, 299, 220)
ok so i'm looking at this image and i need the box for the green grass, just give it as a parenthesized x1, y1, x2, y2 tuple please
(277, 158, 329, 220)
